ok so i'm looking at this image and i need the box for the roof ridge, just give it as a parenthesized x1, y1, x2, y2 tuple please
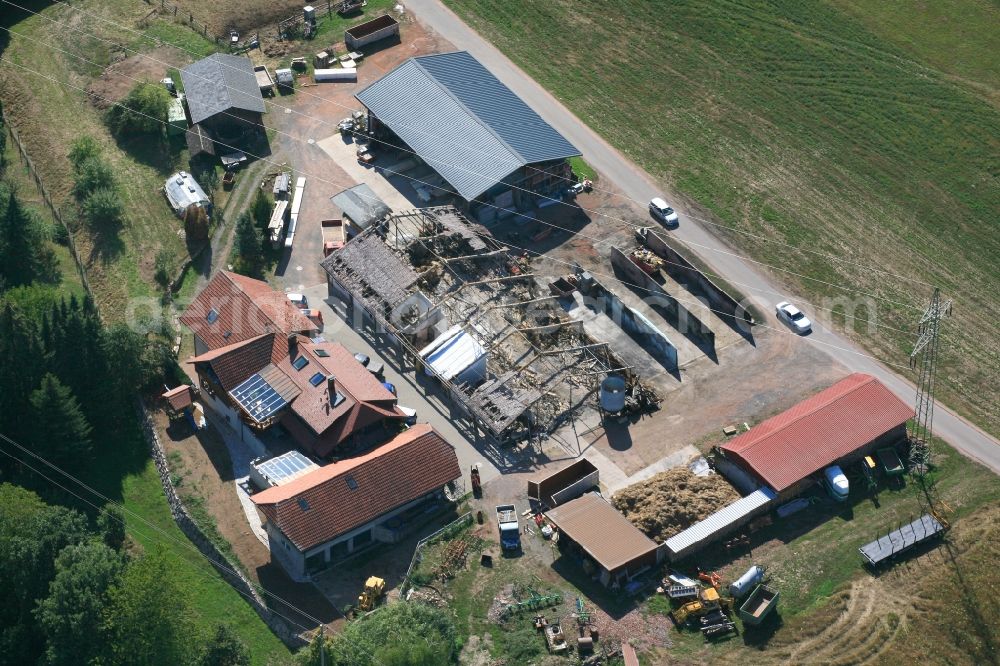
(412, 53, 527, 169)
(188, 331, 273, 362)
(734, 373, 873, 454)
(208, 54, 236, 111)
(253, 424, 436, 505)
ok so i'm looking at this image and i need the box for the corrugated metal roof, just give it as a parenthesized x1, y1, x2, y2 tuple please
(721, 373, 914, 491)
(545, 493, 660, 572)
(665, 487, 776, 557)
(181, 54, 266, 125)
(356, 51, 580, 201)
(329, 183, 390, 230)
(164, 171, 210, 215)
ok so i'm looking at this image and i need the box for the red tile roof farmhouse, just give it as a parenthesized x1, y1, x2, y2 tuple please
(252, 424, 460, 551)
(721, 373, 914, 492)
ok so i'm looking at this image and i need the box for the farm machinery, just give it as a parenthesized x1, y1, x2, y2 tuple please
(357, 576, 385, 612)
(666, 575, 738, 639)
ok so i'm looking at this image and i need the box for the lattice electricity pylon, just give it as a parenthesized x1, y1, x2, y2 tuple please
(908, 288, 952, 474)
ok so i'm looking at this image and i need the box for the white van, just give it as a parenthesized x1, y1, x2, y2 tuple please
(649, 197, 680, 228)
(823, 465, 849, 502)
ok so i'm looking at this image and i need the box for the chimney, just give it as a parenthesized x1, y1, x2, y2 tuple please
(327, 375, 336, 401)
(287, 334, 298, 359)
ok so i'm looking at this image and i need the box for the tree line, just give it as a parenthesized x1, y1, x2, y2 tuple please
(0, 483, 251, 666)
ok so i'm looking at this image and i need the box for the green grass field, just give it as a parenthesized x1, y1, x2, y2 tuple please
(121, 460, 292, 665)
(0, 0, 218, 314)
(443, 0, 1000, 437)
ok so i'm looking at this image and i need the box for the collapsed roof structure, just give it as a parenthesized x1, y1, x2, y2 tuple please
(321, 207, 627, 447)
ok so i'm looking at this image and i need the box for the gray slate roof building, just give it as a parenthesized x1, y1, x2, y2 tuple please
(330, 183, 391, 231)
(356, 51, 580, 201)
(181, 54, 267, 125)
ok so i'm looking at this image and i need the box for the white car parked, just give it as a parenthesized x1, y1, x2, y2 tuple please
(648, 197, 679, 228)
(286, 292, 307, 308)
(823, 465, 849, 502)
(776, 301, 812, 334)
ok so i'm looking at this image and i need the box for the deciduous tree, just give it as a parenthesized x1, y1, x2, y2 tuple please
(197, 624, 251, 666)
(106, 82, 171, 136)
(102, 549, 198, 666)
(34, 541, 124, 666)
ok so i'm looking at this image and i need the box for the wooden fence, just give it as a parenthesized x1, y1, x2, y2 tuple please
(140, 0, 225, 44)
(2, 108, 97, 308)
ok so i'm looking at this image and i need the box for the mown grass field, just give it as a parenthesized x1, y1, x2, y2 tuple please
(0, 0, 218, 315)
(647, 438, 1000, 664)
(444, 0, 1000, 437)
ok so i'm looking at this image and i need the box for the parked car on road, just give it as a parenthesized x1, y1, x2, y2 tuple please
(353, 352, 370, 367)
(649, 197, 679, 227)
(775, 301, 812, 334)
(286, 292, 307, 308)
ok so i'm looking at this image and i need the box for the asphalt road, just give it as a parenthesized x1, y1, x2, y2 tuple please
(406, 0, 1000, 474)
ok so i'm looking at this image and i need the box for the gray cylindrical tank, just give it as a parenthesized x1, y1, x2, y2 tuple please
(729, 565, 764, 598)
(599, 376, 627, 413)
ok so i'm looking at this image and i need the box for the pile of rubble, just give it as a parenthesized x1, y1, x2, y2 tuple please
(612, 467, 739, 542)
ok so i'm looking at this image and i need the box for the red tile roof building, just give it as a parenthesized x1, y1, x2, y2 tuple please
(181, 271, 402, 456)
(180, 271, 318, 353)
(721, 373, 914, 493)
(252, 425, 461, 580)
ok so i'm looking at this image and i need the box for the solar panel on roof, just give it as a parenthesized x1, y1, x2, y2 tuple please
(230, 373, 289, 423)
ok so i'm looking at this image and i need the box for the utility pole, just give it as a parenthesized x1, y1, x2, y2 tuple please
(908, 288, 952, 476)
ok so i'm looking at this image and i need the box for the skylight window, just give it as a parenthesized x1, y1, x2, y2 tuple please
(206, 308, 219, 323)
(346, 476, 358, 490)
(297, 498, 310, 511)
(314, 349, 330, 358)
(292, 356, 309, 371)
(309, 372, 325, 387)
(332, 392, 346, 408)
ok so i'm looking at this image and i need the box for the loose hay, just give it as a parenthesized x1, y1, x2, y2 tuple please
(612, 467, 740, 542)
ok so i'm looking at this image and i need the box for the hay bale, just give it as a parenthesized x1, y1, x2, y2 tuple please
(612, 467, 739, 542)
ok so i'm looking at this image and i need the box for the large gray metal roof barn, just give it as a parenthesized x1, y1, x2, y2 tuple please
(356, 51, 580, 218)
(181, 54, 266, 135)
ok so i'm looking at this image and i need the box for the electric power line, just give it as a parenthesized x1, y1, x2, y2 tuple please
(0, 25, 928, 338)
(0, 52, 923, 368)
(0, 429, 382, 665)
(1, 0, 943, 296)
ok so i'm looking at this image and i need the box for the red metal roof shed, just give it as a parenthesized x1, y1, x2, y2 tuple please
(721, 373, 914, 492)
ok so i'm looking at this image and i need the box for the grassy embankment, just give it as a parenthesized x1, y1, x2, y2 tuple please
(444, 0, 1000, 437)
(0, 0, 219, 313)
(2, 4, 292, 661)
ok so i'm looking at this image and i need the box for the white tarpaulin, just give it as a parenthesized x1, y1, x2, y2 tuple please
(419, 325, 487, 384)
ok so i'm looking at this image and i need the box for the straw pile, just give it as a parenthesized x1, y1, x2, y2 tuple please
(612, 468, 739, 542)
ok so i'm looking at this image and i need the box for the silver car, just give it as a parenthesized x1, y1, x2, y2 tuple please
(649, 197, 679, 228)
(776, 301, 812, 334)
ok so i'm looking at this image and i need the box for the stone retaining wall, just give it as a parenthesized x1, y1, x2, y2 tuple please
(136, 401, 309, 649)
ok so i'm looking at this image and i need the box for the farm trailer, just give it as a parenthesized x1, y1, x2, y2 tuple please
(345, 14, 399, 50)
